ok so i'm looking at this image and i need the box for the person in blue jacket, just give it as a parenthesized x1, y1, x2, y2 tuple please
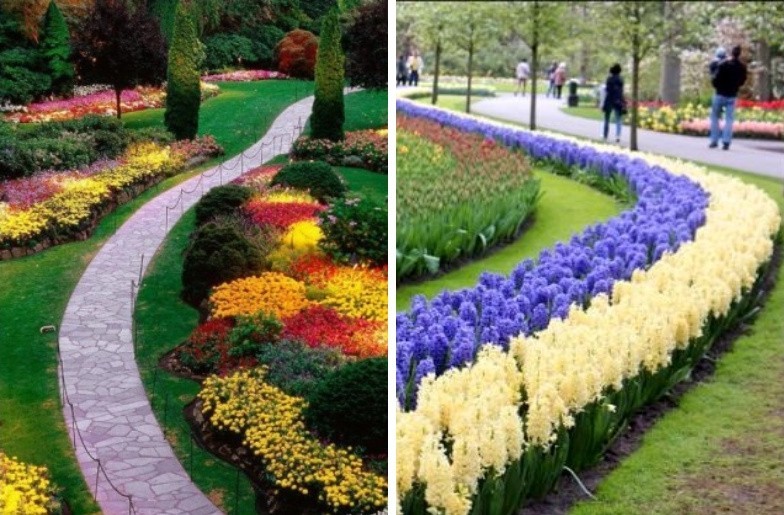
(602, 63, 625, 143)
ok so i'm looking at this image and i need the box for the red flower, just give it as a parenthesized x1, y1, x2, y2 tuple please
(244, 199, 324, 229)
(282, 305, 385, 357)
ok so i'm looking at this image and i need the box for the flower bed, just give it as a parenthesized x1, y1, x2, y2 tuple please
(201, 70, 288, 82)
(0, 136, 223, 257)
(636, 102, 783, 139)
(0, 453, 59, 514)
(291, 129, 388, 173)
(397, 116, 541, 280)
(395, 100, 781, 514)
(4, 83, 220, 123)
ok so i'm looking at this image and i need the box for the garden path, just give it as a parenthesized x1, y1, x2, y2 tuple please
(472, 93, 783, 180)
(57, 95, 315, 514)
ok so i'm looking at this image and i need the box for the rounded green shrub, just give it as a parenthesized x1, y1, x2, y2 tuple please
(181, 217, 264, 307)
(194, 184, 253, 226)
(305, 357, 387, 454)
(270, 161, 346, 203)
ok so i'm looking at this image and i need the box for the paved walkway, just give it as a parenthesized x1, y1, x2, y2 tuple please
(58, 96, 314, 514)
(471, 93, 783, 180)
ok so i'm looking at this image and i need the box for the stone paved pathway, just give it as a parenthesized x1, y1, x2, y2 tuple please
(58, 95, 314, 514)
(471, 93, 783, 180)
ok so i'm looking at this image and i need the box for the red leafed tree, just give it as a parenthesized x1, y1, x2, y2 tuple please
(274, 29, 318, 79)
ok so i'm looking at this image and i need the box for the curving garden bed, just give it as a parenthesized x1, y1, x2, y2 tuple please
(395, 99, 781, 514)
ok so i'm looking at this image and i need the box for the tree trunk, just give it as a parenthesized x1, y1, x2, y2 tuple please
(466, 40, 474, 113)
(529, 1, 539, 130)
(579, 3, 589, 83)
(115, 87, 122, 119)
(631, 53, 640, 151)
(432, 39, 441, 105)
(755, 39, 771, 101)
(659, 49, 681, 104)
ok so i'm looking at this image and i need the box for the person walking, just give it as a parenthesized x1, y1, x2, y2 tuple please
(514, 58, 530, 97)
(709, 45, 747, 150)
(407, 52, 423, 87)
(553, 62, 567, 99)
(397, 55, 408, 86)
(601, 63, 625, 143)
(545, 61, 558, 98)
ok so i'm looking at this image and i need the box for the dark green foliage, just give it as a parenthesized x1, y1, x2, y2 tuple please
(305, 357, 387, 454)
(165, 0, 204, 140)
(344, 0, 386, 90)
(257, 340, 344, 398)
(194, 184, 253, 226)
(227, 312, 282, 358)
(181, 217, 264, 307)
(127, 126, 175, 146)
(74, 0, 167, 118)
(270, 161, 346, 203)
(318, 195, 387, 266)
(0, 115, 130, 179)
(311, 7, 345, 141)
(148, 0, 177, 44)
(0, 17, 51, 104)
(203, 33, 255, 71)
(248, 25, 285, 68)
(39, 0, 74, 96)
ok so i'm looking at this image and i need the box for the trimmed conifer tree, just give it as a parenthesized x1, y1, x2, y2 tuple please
(164, 0, 203, 140)
(39, 0, 74, 96)
(148, 0, 177, 46)
(311, 7, 345, 142)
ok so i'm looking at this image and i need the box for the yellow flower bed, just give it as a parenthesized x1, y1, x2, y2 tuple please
(396, 121, 781, 514)
(199, 368, 387, 512)
(0, 143, 181, 246)
(319, 267, 387, 322)
(209, 272, 310, 319)
(0, 453, 57, 514)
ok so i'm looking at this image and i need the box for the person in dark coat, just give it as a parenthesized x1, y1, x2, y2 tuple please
(709, 45, 747, 150)
(396, 55, 408, 86)
(602, 63, 625, 143)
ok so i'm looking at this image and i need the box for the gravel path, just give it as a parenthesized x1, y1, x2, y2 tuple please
(57, 95, 314, 515)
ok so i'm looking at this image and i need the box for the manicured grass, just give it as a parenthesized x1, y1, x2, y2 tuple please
(397, 168, 622, 310)
(562, 105, 628, 123)
(0, 79, 311, 513)
(133, 90, 387, 512)
(569, 166, 784, 515)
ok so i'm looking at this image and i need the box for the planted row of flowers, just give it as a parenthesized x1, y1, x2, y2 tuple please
(396, 115, 541, 280)
(4, 83, 220, 123)
(0, 452, 59, 514)
(635, 102, 783, 139)
(395, 102, 781, 514)
(201, 69, 288, 82)
(395, 99, 708, 407)
(0, 136, 223, 256)
(291, 128, 388, 173)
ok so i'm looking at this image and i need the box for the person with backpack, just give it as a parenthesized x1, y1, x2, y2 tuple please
(602, 63, 625, 144)
(709, 45, 747, 150)
(709, 47, 726, 80)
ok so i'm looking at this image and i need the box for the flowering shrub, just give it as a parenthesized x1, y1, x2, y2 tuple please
(277, 220, 324, 253)
(244, 198, 324, 230)
(318, 195, 387, 266)
(636, 102, 783, 139)
(396, 100, 708, 407)
(201, 70, 288, 82)
(680, 119, 784, 140)
(395, 100, 781, 514)
(282, 305, 386, 358)
(199, 368, 387, 512)
(288, 254, 342, 286)
(177, 318, 237, 374)
(321, 267, 387, 322)
(397, 115, 541, 279)
(291, 129, 389, 173)
(733, 99, 784, 110)
(209, 272, 310, 319)
(230, 164, 284, 192)
(170, 135, 224, 161)
(0, 453, 59, 514)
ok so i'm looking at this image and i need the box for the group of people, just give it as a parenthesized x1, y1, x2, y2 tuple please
(396, 52, 423, 87)
(514, 60, 567, 99)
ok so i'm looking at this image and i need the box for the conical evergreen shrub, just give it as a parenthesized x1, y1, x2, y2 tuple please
(311, 7, 345, 141)
(39, 0, 74, 96)
(164, 0, 203, 140)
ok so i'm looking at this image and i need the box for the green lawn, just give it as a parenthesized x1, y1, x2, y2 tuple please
(133, 90, 387, 513)
(561, 105, 627, 123)
(0, 79, 313, 513)
(411, 96, 784, 514)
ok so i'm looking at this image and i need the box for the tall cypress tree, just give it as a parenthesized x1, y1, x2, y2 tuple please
(148, 0, 177, 46)
(39, 0, 74, 96)
(164, 0, 203, 140)
(311, 7, 345, 142)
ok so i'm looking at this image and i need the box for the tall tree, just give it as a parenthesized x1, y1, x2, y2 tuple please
(732, 1, 784, 101)
(74, 0, 167, 118)
(311, 7, 345, 141)
(605, 1, 666, 151)
(39, 0, 74, 96)
(344, 0, 386, 89)
(148, 0, 177, 45)
(165, 0, 203, 139)
(410, 2, 449, 105)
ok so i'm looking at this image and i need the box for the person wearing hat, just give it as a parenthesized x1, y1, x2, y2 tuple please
(709, 45, 747, 150)
(709, 47, 726, 80)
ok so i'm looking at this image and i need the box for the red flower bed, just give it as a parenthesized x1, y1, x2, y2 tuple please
(231, 164, 285, 191)
(736, 99, 784, 110)
(244, 199, 324, 229)
(178, 318, 261, 375)
(282, 305, 384, 358)
(288, 254, 342, 286)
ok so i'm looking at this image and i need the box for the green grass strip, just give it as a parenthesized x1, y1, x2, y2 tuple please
(0, 79, 312, 513)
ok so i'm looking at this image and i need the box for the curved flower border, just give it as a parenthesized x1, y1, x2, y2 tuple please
(395, 102, 781, 514)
